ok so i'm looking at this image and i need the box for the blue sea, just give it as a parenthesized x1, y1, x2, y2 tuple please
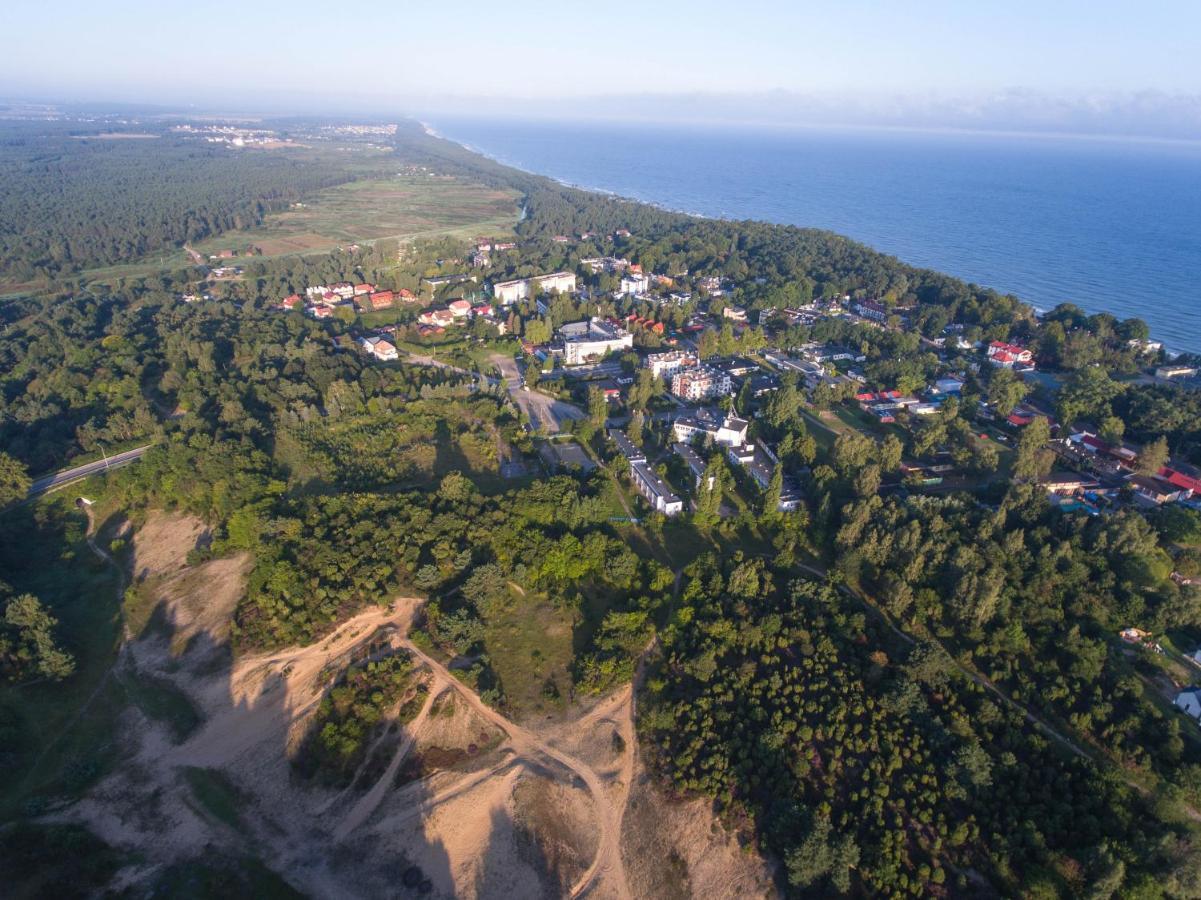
(432, 118, 1201, 356)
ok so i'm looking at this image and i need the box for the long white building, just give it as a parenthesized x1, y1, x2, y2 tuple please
(557, 318, 634, 366)
(492, 271, 577, 305)
(608, 428, 683, 516)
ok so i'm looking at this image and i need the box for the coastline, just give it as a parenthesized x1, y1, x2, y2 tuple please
(421, 117, 1196, 358)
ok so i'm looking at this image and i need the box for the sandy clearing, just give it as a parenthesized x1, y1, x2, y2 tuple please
(130, 510, 210, 579)
(53, 514, 771, 897)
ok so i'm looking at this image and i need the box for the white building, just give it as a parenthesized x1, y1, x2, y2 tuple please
(557, 318, 633, 366)
(492, 271, 577, 305)
(1177, 688, 1201, 722)
(726, 443, 803, 512)
(670, 366, 733, 401)
(673, 410, 748, 447)
(359, 336, 399, 361)
(608, 429, 682, 516)
(618, 273, 651, 297)
(645, 350, 698, 379)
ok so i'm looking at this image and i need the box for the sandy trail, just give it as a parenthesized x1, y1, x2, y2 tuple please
(333, 682, 443, 840)
(399, 631, 633, 900)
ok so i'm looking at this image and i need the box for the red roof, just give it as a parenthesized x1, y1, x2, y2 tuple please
(1161, 466, 1201, 494)
(1007, 413, 1034, 426)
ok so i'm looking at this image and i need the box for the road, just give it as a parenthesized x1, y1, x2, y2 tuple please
(402, 351, 499, 387)
(26, 445, 153, 499)
(489, 352, 585, 433)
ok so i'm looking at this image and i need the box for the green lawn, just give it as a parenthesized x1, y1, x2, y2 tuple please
(483, 589, 575, 721)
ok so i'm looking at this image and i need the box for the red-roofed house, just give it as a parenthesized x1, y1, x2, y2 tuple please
(278, 294, 302, 310)
(397, 288, 418, 303)
(354, 283, 375, 296)
(448, 299, 472, 318)
(1161, 465, 1201, 495)
(369, 290, 395, 310)
(987, 341, 1034, 369)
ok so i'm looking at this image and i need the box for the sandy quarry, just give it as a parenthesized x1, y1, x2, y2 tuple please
(53, 511, 776, 898)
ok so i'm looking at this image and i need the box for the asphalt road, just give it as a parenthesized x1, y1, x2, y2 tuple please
(489, 353, 585, 433)
(26, 445, 153, 499)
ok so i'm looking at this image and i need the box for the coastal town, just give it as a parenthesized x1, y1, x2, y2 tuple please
(262, 231, 1199, 526)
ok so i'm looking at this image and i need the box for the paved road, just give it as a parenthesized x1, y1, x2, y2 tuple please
(27, 445, 153, 499)
(489, 353, 585, 433)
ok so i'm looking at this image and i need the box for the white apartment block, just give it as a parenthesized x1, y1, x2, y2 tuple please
(644, 350, 698, 379)
(670, 366, 733, 401)
(558, 318, 634, 366)
(492, 271, 577, 305)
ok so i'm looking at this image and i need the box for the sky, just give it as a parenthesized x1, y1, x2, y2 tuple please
(3, 0, 1201, 136)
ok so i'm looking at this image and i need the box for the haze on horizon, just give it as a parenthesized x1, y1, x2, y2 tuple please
(4, 0, 1201, 140)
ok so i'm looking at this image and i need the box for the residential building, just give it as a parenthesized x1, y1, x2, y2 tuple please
(417, 308, 456, 327)
(986, 341, 1035, 369)
(852, 299, 889, 322)
(359, 336, 398, 361)
(556, 318, 633, 366)
(492, 271, 577, 305)
(672, 409, 748, 447)
(581, 256, 630, 274)
(422, 273, 476, 290)
(368, 290, 395, 310)
(708, 356, 760, 378)
(607, 428, 683, 516)
(353, 283, 375, 296)
(618, 273, 650, 297)
(1160, 463, 1201, 496)
(1129, 474, 1189, 506)
(725, 442, 802, 511)
(670, 366, 733, 401)
(797, 343, 866, 364)
(722, 305, 748, 322)
(1176, 688, 1201, 722)
(673, 443, 712, 491)
(448, 299, 472, 318)
(645, 350, 698, 379)
(1156, 365, 1199, 380)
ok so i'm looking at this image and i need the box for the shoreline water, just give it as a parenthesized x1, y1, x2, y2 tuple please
(425, 117, 1200, 358)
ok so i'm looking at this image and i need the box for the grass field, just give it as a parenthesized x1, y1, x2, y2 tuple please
(190, 175, 519, 259)
(483, 588, 575, 721)
(80, 173, 521, 286)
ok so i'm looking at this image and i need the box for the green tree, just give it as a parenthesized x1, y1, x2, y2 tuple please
(0, 452, 31, 506)
(1138, 435, 1169, 476)
(1, 593, 75, 682)
(1013, 417, 1054, 482)
(986, 367, 1029, 416)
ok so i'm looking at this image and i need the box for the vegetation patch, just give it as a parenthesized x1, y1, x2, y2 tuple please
(294, 653, 419, 786)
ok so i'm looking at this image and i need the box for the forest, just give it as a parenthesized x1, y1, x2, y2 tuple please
(0, 121, 396, 281)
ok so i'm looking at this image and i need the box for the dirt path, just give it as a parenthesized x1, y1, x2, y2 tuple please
(399, 633, 633, 900)
(333, 682, 443, 840)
